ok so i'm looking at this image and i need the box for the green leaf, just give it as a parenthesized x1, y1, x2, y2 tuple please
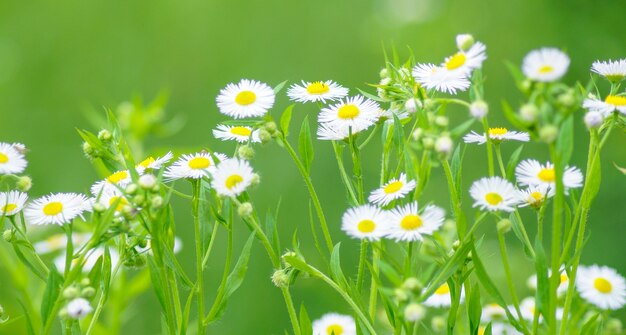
(421, 240, 471, 299)
(18, 300, 36, 335)
(506, 145, 525, 180)
(501, 100, 528, 131)
(280, 104, 295, 137)
(580, 313, 599, 335)
(556, 116, 574, 165)
(330, 243, 348, 290)
(581, 152, 601, 208)
(299, 304, 312, 335)
(12, 244, 48, 281)
(534, 237, 549, 323)
(450, 119, 476, 138)
(41, 268, 63, 325)
(298, 115, 314, 173)
(467, 283, 482, 334)
(273, 80, 288, 94)
(614, 162, 626, 175)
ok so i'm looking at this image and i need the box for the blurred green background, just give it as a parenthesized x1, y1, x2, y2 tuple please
(1, 0, 625, 333)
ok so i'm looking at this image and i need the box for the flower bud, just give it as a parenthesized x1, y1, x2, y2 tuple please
(402, 277, 423, 292)
(80, 278, 91, 286)
(379, 68, 390, 79)
(250, 173, 261, 186)
(2, 229, 15, 243)
(237, 202, 253, 218)
(497, 219, 512, 234)
(434, 116, 449, 128)
(557, 91, 576, 108)
(394, 288, 409, 302)
(404, 303, 426, 322)
(405, 98, 421, 114)
(138, 174, 157, 189)
(411, 128, 423, 141)
(125, 184, 138, 195)
(271, 269, 290, 288)
(431, 316, 446, 332)
(422, 137, 435, 150)
(82, 142, 94, 156)
(584, 111, 603, 129)
(456, 34, 475, 51)
(63, 287, 80, 299)
(606, 318, 623, 334)
(435, 136, 453, 155)
(16, 176, 32, 192)
(93, 202, 106, 213)
(150, 196, 164, 209)
(132, 195, 145, 205)
(264, 121, 278, 134)
(539, 125, 559, 144)
(452, 240, 461, 250)
(66, 298, 93, 320)
(237, 145, 255, 160)
(469, 100, 488, 119)
(97, 129, 112, 141)
(258, 129, 272, 143)
(519, 104, 539, 123)
(81, 287, 96, 298)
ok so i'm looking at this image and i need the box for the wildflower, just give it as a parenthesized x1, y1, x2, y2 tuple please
(24, 193, 89, 225)
(404, 303, 426, 322)
(163, 152, 227, 181)
(519, 297, 537, 321)
(519, 104, 539, 123)
(527, 267, 571, 296)
(378, 108, 410, 124)
(316, 123, 354, 141)
(469, 177, 518, 212)
(318, 96, 380, 133)
(341, 204, 387, 241)
(212, 125, 261, 143)
(441, 41, 487, 75)
(423, 283, 464, 308)
(405, 98, 421, 113)
(216, 79, 275, 119)
(0, 142, 28, 175)
(66, 298, 93, 320)
(135, 152, 173, 174)
(538, 125, 559, 144)
(463, 128, 529, 144)
(435, 136, 453, 155)
(138, 174, 157, 189)
(583, 95, 626, 117)
(469, 100, 488, 119)
(412, 63, 470, 95)
(287, 80, 348, 103)
(237, 202, 253, 217)
(576, 265, 626, 310)
(210, 158, 254, 197)
(16, 176, 32, 192)
(515, 159, 583, 192)
(368, 173, 416, 206)
(91, 188, 131, 214)
(522, 48, 570, 82)
(516, 184, 553, 208)
(271, 269, 290, 288)
(455, 34, 475, 51)
(91, 170, 132, 195)
(385, 202, 445, 242)
(312, 313, 356, 335)
(0, 191, 28, 216)
(481, 303, 507, 324)
(591, 59, 626, 83)
(584, 111, 604, 129)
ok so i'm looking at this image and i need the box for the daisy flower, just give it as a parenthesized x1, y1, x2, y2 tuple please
(515, 159, 583, 191)
(317, 122, 361, 141)
(522, 48, 570, 82)
(385, 202, 445, 242)
(34, 233, 92, 254)
(25, 193, 90, 225)
(92, 188, 131, 214)
(312, 313, 356, 335)
(442, 41, 487, 75)
(582, 94, 626, 117)
(519, 297, 537, 321)
(463, 128, 530, 145)
(318, 95, 380, 133)
(216, 79, 275, 119)
(469, 177, 518, 212)
(368, 173, 416, 206)
(377, 108, 410, 124)
(0, 190, 28, 216)
(135, 152, 173, 174)
(212, 125, 261, 143)
(576, 265, 626, 310)
(210, 158, 254, 197)
(0, 142, 28, 175)
(516, 184, 553, 209)
(591, 59, 626, 83)
(341, 205, 387, 241)
(412, 63, 470, 94)
(481, 304, 508, 324)
(66, 298, 93, 320)
(90, 170, 132, 196)
(423, 283, 464, 308)
(287, 80, 349, 103)
(163, 152, 227, 181)
(527, 267, 571, 296)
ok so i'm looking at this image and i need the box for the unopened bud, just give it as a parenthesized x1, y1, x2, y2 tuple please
(584, 111, 603, 129)
(138, 174, 157, 189)
(435, 116, 449, 127)
(452, 240, 461, 250)
(132, 195, 145, 205)
(456, 34, 475, 51)
(422, 137, 435, 150)
(411, 128, 423, 141)
(379, 68, 390, 79)
(97, 129, 112, 141)
(237, 145, 255, 160)
(519, 104, 539, 123)
(2, 229, 15, 242)
(264, 121, 278, 134)
(405, 99, 421, 114)
(237, 202, 253, 218)
(271, 269, 290, 288)
(16, 176, 32, 192)
(469, 100, 488, 119)
(402, 277, 422, 292)
(258, 129, 272, 143)
(606, 318, 623, 334)
(431, 316, 446, 332)
(557, 90, 576, 108)
(539, 125, 559, 144)
(80, 278, 91, 286)
(250, 173, 261, 186)
(404, 303, 426, 322)
(66, 298, 93, 320)
(497, 219, 512, 234)
(92, 202, 106, 213)
(125, 184, 138, 195)
(82, 142, 94, 155)
(435, 137, 453, 155)
(81, 287, 96, 298)
(150, 196, 164, 209)
(394, 288, 409, 302)
(63, 287, 80, 299)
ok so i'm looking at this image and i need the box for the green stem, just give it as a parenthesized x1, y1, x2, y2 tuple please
(349, 134, 365, 204)
(494, 144, 507, 178)
(497, 230, 527, 331)
(548, 144, 563, 334)
(441, 159, 466, 239)
(192, 180, 205, 335)
(332, 141, 359, 205)
(368, 242, 380, 319)
(482, 118, 495, 177)
(356, 241, 367, 292)
(513, 211, 535, 258)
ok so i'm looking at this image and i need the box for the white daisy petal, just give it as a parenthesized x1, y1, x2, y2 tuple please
(442, 41, 487, 75)
(469, 177, 518, 212)
(0, 142, 28, 175)
(412, 63, 470, 95)
(463, 128, 529, 145)
(318, 95, 380, 134)
(516, 184, 553, 209)
(287, 80, 349, 103)
(209, 158, 254, 197)
(385, 202, 445, 242)
(0, 190, 28, 216)
(522, 48, 570, 82)
(135, 152, 173, 174)
(368, 173, 416, 206)
(312, 313, 356, 335)
(33, 232, 92, 254)
(582, 95, 626, 117)
(591, 59, 626, 83)
(90, 170, 132, 196)
(66, 298, 93, 320)
(163, 152, 227, 181)
(216, 79, 275, 119)
(576, 265, 626, 310)
(515, 159, 583, 192)
(341, 204, 387, 241)
(24, 193, 90, 225)
(212, 125, 261, 143)
(423, 283, 464, 308)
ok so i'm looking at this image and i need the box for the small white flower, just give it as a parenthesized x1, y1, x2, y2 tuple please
(0, 142, 28, 175)
(522, 48, 570, 82)
(442, 41, 487, 75)
(412, 63, 470, 95)
(591, 59, 626, 83)
(312, 313, 356, 335)
(0, 190, 28, 216)
(212, 125, 261, 143)
(463, 128, 530, 145)
(138, 174, 157, 189)
(405, 98, 421, 114)
(576, 265, 626, 310)
(135, 152, 173, 174)
(469, 100, 488, 119)
(435, 136, 453, 155)
(515, 159, 583, 192)
(341, 204, 388, 241)
(66, 298, 93, 320)
(316, 123, 352, 141)
(210, 158, 254, 197)
(455, 34, 475, 51)
(216, 79, 275, 119)
(516, 184, 553, 209)
(91, 188, 131, 214)
(527, 267, 571, 296)
(385, 202, 445, 242)
(582, 95, 626, 117)
(163, 152, 227, 181)
(287, 80, 349, 103)
(481, 304, 508, 324)
(34, 233, 92, 254)
(404, 303, 426, 322)
(584, 111, 605, 129)
(318, 96, 380, 134)
(423, 283, 464, 308)
(469, 177, 518, 212)
(368, 173, 416, 206)
(90, 170, 132, 196)
(25, 193, 89, 225)
(519, 297, 537, 321)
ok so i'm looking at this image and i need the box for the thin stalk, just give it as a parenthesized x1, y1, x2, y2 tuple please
(201, 220, 220, 269)
(494, 144, 507, 178)
(548, 144, 564, 334)
(482, 118, 495, 177)
(513, 211, 535, 258)
(356, 241, 367, 292)
(332, 141, 359, 205)
(368, 242, 380, 319)
(497, 230, 527, 331)
(441, 159, 467, 239)
(348, 134, 365, 204)
(192, 180, 205, 335)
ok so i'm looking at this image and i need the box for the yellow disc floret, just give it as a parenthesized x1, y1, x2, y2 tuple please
(484, 192, 503, 205)
(337, 104, 360, 119)
(594, 277, 613, 293)
(43, 202, 63, 216)
(306, 81, 330, 95)
(445, 53, 467, 70)
(225, 174, 244, 190)
(537, 168, 555, 182)
(188, 157, 211, 170)
(400, 214, 422, 231)
(605, 95, 626, 106)
(383, 181, 403, 194)
(235, 91, 257, 105)
(357, 219, 376, 233)
(230, 127, 252, 137)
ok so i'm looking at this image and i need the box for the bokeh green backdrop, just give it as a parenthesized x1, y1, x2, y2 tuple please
(1, 0, 625, 333)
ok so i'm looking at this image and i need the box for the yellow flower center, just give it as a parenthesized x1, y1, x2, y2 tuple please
(530, 192, 544, 202)
(326, 324, 344, 335)
(400, 214, 422, 231)
(357, 219, 376, 233)
(188, 157, 211, 170)
(594, 277, 613, 293)
(306, 81, 330, 94)
(225, 174, 243, 190)
(478, 327, 485, 335)
(337, 104, 360, 120)
(43, 202, 63, 216)
(488, 127, 508, 136)
(605, 95, 626, 106)
(445, 52, 466, 70)
(230, 126, 252, 137)
(560, 273, 568, 284)
(235, 90, 256, 105)
(435, 283, 450, 295)
(484, 192, 503, 205)
(107, 171, 129, 184)
(537, 168, 555, 182)
(139, 157, 155, 168)
(1, 203, 17, 213)
(383, 181, 403, 194)
(538, 65, 554, 73)
(109, 196, 129, 212)
(0, 153, 8, 163)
